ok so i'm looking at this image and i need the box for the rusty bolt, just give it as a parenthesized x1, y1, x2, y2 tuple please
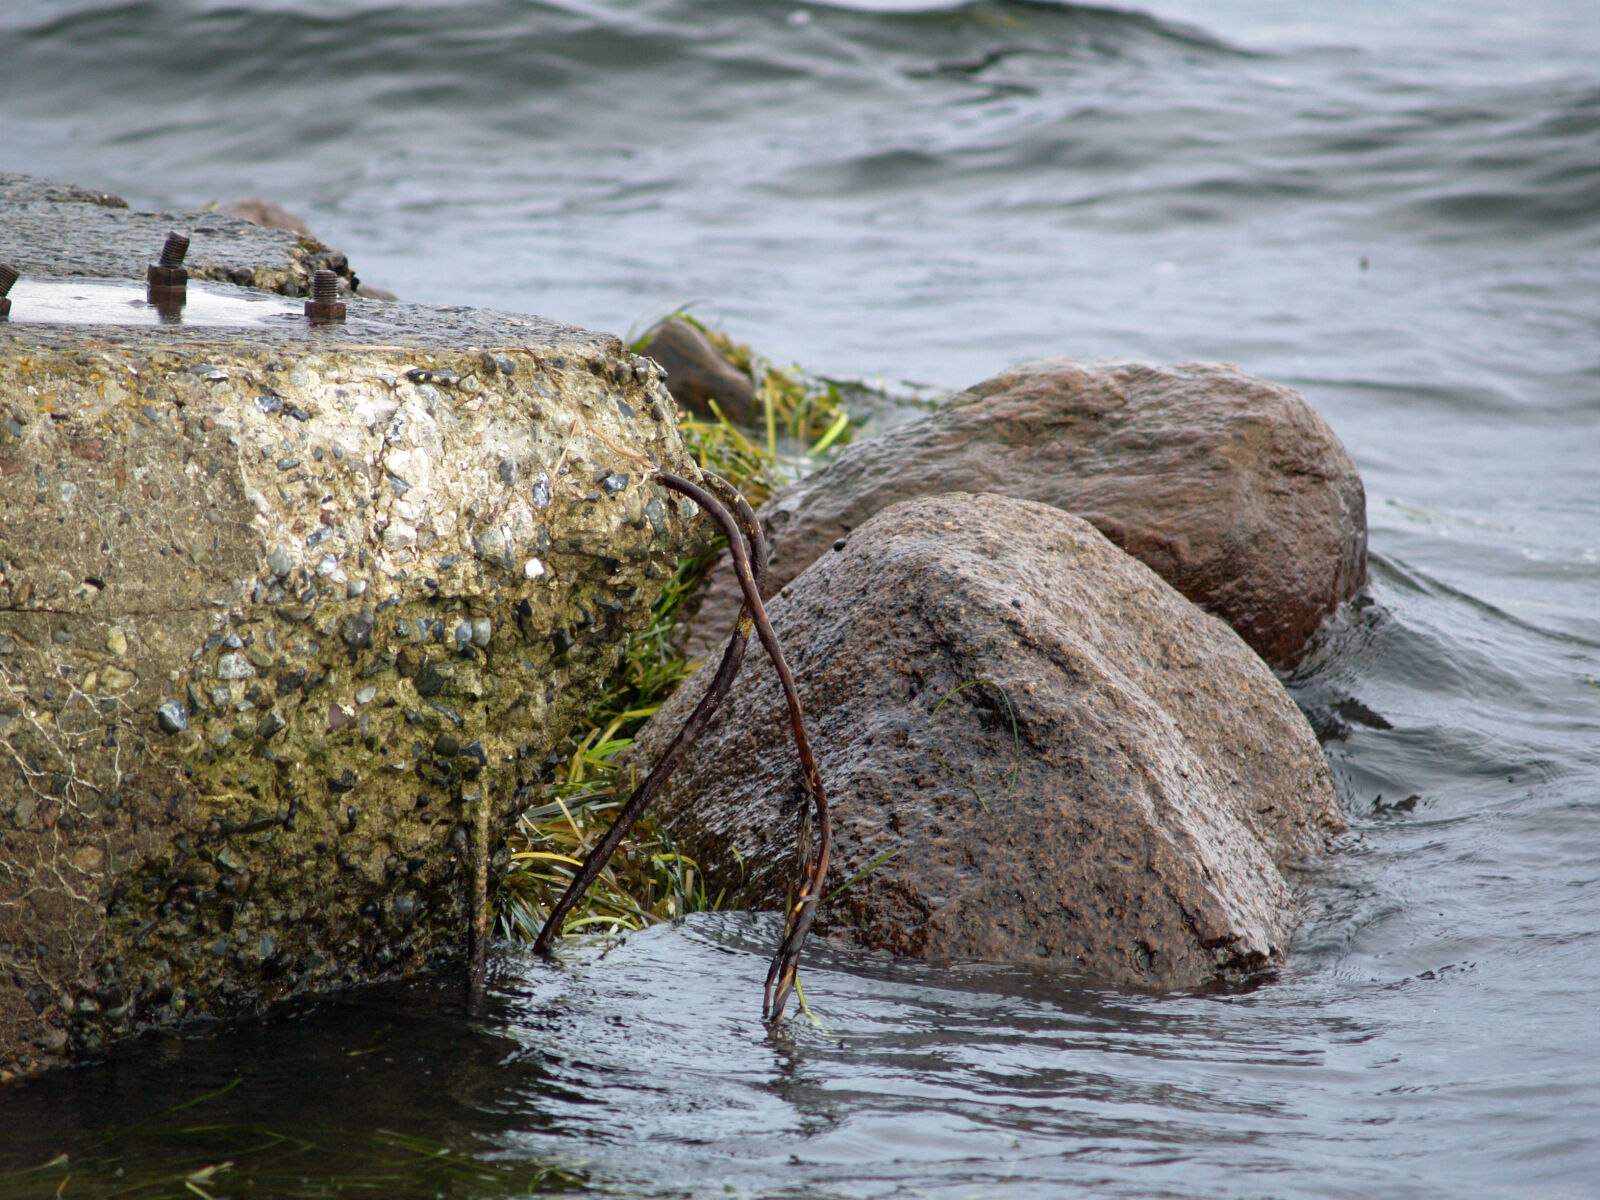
(158, 232, 189, 268)
(0, 262, 17, 319)
(146, 231, 189, 297)
(305, 268, 346, 324)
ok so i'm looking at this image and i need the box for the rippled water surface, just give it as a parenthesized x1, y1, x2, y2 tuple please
(2, 1, 1597, 1196)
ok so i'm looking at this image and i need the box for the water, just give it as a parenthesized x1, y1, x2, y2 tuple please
(2, 1, 1598, 1196)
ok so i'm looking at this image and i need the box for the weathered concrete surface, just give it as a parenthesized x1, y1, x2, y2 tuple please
(0, 173, 353, 296)
(0, 293, 706, 1076)
(685, 359, 1368, 669)
(641, 493, 1345, 990)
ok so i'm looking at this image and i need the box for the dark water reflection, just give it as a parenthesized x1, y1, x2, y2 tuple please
(5, 894, 1596, 1197)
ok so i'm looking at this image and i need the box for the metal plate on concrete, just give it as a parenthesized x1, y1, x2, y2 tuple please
(3, 277, 305, 328)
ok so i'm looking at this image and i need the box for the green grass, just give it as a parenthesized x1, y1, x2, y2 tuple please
(496, 320, 864, 946)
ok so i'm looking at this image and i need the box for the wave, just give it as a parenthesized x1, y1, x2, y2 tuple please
(8, 0, 1242, 92)
(10, 0, 1590, 249)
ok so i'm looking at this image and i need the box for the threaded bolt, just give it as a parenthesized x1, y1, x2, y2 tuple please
(158, 232, 190, 269)
(305, 268, 346, 324)
(147, 231, 190, 297)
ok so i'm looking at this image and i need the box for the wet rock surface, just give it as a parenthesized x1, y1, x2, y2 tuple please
(637, 318, 755, 425)
(641, 493, 1345, 990)
(0, 282, 706, 1075)
(686, 359, 1368, 668)
(0, 173, 352, 296)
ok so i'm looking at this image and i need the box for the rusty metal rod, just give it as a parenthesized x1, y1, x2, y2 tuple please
(655, 473, 832, 1024)
(532, 615, 751, 955)
(467, 786, 492, 1010)
(698, 471, 772, 600)
(531, 472, 765, 956)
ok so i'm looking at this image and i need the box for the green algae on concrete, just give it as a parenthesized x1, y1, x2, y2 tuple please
(0, 291, 709, 1076)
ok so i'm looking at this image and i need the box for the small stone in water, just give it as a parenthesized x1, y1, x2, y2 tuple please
(105, 628, 128, 657)
(453, 621, 473, 650)
(356, 685, 377, 705)
(470, 618, 492, 647)
(523, 557, 544, 579)
(347, 579, 368, 598)
(267, 546, 293, 578)
(156, 700, 189, 734)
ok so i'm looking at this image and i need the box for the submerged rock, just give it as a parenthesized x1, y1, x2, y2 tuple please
(641, 493, 1345, 990)
(685, 359, 1368, 668)
(637, 318, 755, 425)
(0, 282, 705, 1076)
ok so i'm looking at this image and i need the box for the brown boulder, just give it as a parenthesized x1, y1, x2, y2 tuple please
(638, 319, 755, 424)
(217, 198, 315, 236)
(686, 360, 1367, 668)
(640, 492, 1345, 990)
